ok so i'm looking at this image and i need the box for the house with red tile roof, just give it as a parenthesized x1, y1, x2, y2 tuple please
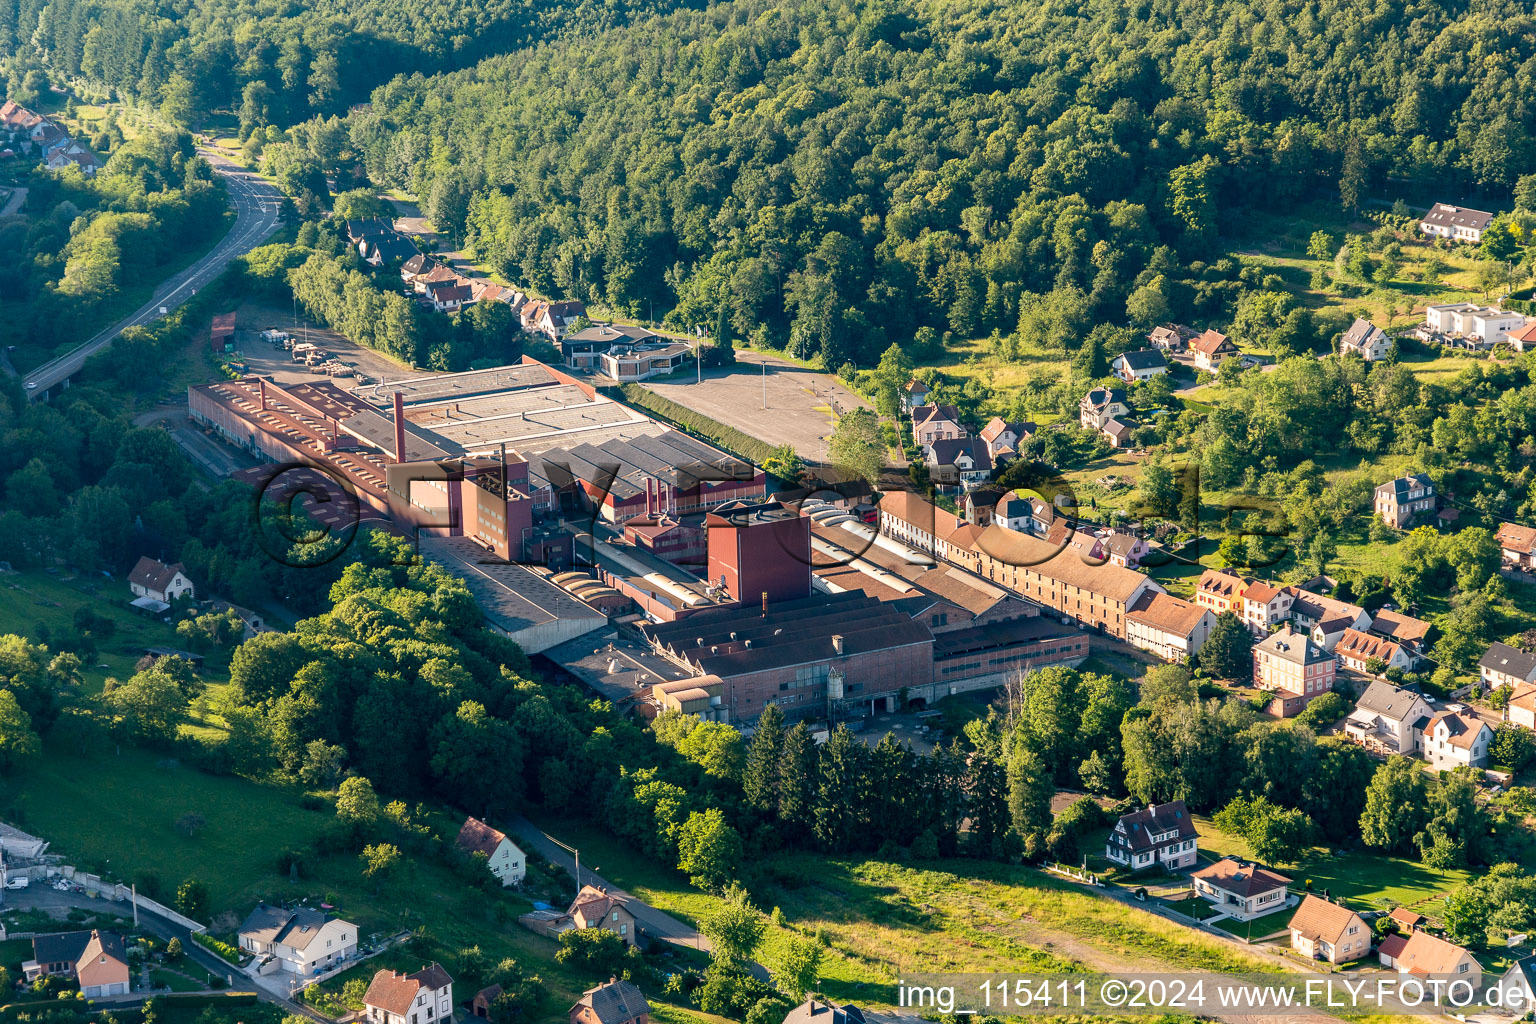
(1423, 711, 1492, 771)
(128, 556, 194, 604)
(568, 885, 637, 946)
(1498, 523, 1536, 570)
(364, 964, 455, 1024)
(1289, 895, 1368, 964)
(1126, 592, 1214, 662)
(1190, 858, 1292, 921)
(1334, 627, 1414, 675)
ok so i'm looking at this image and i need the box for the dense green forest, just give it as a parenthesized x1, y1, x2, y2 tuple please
(0, 128, 226, 361)
(0, 0, 701, 128)
(332, 0, 1536, 368)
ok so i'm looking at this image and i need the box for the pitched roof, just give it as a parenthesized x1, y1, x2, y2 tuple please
(1369, 609, 1431, 645)
(1378, 933, 1409, 961)
(1197, 568, 1248, 601)
(1190, 858, 1291, 898)
(570, 885, 629, 923)
(1389, 907, 1424, 929)
(572, 979, 651, 1024)
(1127, 592, 1210, 638)
(1290, 894, 1361, 945)
(1115, 348, 1167, 372)
(238, 903, 349, 950)
(1339, 318, 1387, 352)
(1497, 522, 1536, 555)
(1421, 203, 1494, 232)
(1354, 681, 1428, 722)
(364, 964, 455, 1016)
(1375, 474, 1435, 500)
(1335, 627, 1403, 665)
(1082, 386, 1126, 409)
(928, 437, 992, 472)
(1427, 710, 1489, 750)
(974, 524, 1155, 603)
(1506, 322, 1536, 346)
(1192, 329, 1234, 356)
(75, 931, 129, 988)
(1512, 682, 1536, 715)
(978, 417, 1035, 444)
(1113, 800, 1197, 851)
(1243, 579, 1283, 604)
(783, 1001, 866, 1024)
(1394, 929, 1474, 976)
(1478, 642, 1536, 681)
(903, 378, 930, 394)
(1286, 588, 1366, 627)
(913, 404, 963, 427)
(128, 556, 187, 592)
(31, 931, 91, 965)
(1254, 625, 1330, 666)
(456, 816, 514, 858)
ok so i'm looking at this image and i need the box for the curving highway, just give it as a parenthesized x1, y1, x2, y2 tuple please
(22, 149, 284, 401)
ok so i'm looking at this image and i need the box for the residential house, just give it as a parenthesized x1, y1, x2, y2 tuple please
(345, 218, 393, 246)
(877, 489, 986, 570)
(570, 979, 650, 1024)
(1423, 710, 1492, 771)
(1497, 523, 1536, 570)
(73, 932, 130, 998)
(522, 300, 587, 340)
(1334, 628, 1414, 675)
(1424, 303, 1525, 347)
(1195, 568, 1248, 616)
(1289, 895, 1368, 964)
(400, 254, 440, 284)
(1287, 589, 1371, 651)
(427, 280, 474, 313)
(1367, 609, 1432, 668)
(362, 233, 418, 267)
(1344, 681, 1434, 756)
(1478, 642, 1536, 692)
(1111, 348, 1169, 383)
(1126, 592, 1215, 661)
(1191, 329, 1239, 371)
(1374, 474, 1436, 529)
(1500, 956, 1536, 1013)
(969, 525, 1164, 639)
(1505, 321, 1536, 353)
(926, 437, 994, 491)
(963, 487, 1006, 527)
(1103, 800, 1198, 871)
(1147, 324, 1195, 352)
(992, 493, 1034, 533)
(912, 404, 967, 447)
(977, 417, 1034, 462)
(413, 264, 460, 296)
(1079, 387, 1129, 430)
(1510, 683, 1536, 731)
(1099, 417, 1135, 448)
(568, 886, 637, 946)
(1389, 908, 1425, 931)
(1419, 203, 1494, 243)
(1379, 929, 1481, 991)
(25, 931, 130, 996)
(455, 816, 526, 886)
(783, 1001, 865, 1024)
(1102, 531, 1149, 568)
(1338, 318, 1391, 361)
(128, 556, 194, 604)
(363, 965, 454, 1024)
(1190, 859, 1292, 922)
(900, 378, 930, 414)
(238, 903, 357, 974)
(1252, 626, 1335, 717)
(1239, 579, 1293, 635)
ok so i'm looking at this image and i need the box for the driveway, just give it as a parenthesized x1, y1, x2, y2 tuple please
(0, 186, 26, 217)
(508, 816, 771, 981)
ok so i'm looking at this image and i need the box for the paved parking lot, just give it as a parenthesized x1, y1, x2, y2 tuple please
(639, 349, 872, 462)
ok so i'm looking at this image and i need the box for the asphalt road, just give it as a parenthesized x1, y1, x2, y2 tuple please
(22, 150, 284, 400)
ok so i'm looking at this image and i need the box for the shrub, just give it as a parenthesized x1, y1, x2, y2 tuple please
(189, 932, 240, 962)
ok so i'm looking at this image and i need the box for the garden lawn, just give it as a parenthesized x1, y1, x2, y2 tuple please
(1209, 905, 1297, 938)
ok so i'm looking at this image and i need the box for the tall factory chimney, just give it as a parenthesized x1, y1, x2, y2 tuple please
(392, 391, 407, 464)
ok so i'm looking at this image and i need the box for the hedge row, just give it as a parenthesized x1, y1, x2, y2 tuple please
(615, 383, 776, 466)
(189, 931, 241, 963)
